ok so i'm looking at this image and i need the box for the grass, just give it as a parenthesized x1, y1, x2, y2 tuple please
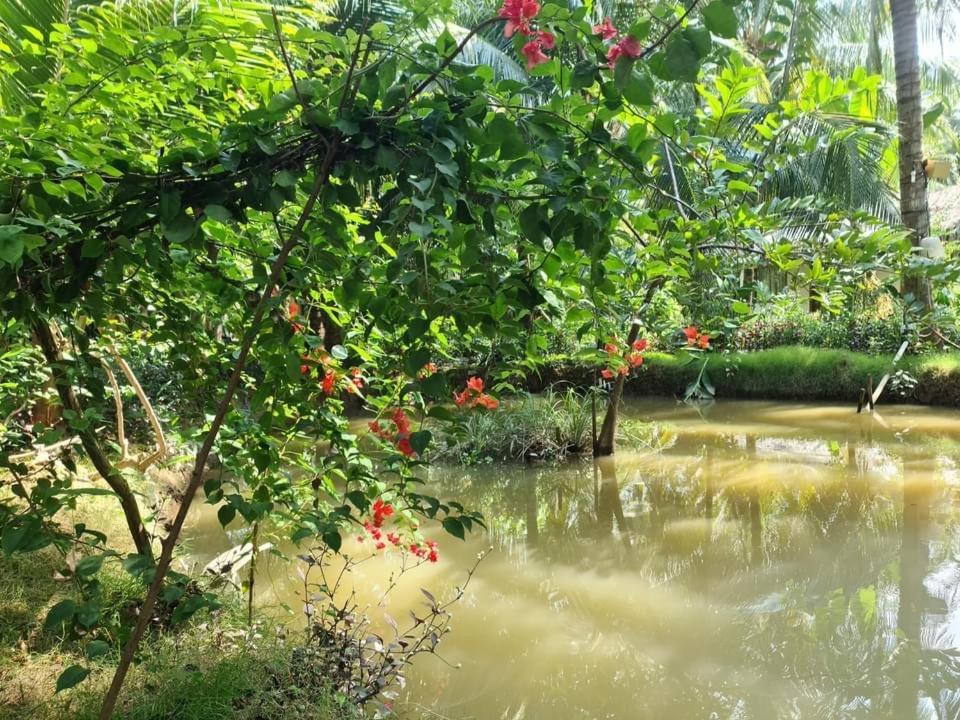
(433, 386, 598, 463)
(0, 545, 356, 720)
(624, 347, 960, 405)
(0, 478, 357, 720)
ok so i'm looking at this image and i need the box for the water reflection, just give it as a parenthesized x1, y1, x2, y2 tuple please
(184, 399, 960, 719)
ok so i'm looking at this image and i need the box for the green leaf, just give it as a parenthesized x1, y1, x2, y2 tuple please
(217, 505, 236, 527)
(80, 236, 105, 258)
(731, 300, 752, 314)
(623, 72, 654, 106)
(330, 344, 348, 360)
(45, 600, 77, 629)
(322, 529, 342, 552)
(85, 640, 110, 659)
(409, 430, 432, 455)
(203, 204, 233, 222)
(56, 665, 89, 692)
(0, 225, 25, 265)
(161, 214, 194, 243)
(661, 36, 700, 82)
(702, 1, 738, 38)
(441, 516, 465, 540)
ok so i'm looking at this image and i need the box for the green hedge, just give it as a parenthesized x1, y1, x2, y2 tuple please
(536, 347, 960, 407)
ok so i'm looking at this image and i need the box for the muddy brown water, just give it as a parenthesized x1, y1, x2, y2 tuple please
(184, 399, 960, 719)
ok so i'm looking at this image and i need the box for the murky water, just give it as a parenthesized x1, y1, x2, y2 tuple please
(185, 399, 960, 719)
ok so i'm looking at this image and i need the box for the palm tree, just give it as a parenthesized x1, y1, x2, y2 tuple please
(890, 0, 933, 310)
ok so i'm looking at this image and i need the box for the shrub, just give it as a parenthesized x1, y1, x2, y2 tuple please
(733, 309, 907, 354)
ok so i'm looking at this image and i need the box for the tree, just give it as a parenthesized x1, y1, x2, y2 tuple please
(890, 0, 934, 311)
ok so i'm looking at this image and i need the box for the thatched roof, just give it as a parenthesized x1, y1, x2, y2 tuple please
(928, 184, 960, 235)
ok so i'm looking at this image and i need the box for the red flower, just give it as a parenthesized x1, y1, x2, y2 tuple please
(683, 326, 699, 343)
(632, 339, 648, 352)
(604, 342, 618, 354)
(409, 542, 427, 558)
(607, 35, 643, 67)
(428, 549, 439, 563)
(628, 352, 644, 368)
(288, 300, 300, 318)
(391, 408, 411, 435)
(397, 437, 416, 457)
(372, 498, 394, 525)
(592, 17, 618, 40)
(300, 363, 310, 375)
(453, 389, 470, 406)
(375, 541, 386, 550)
(466, 376, 484, 393)
(321, 372, 336, 395)
(601, 368, 614, 380)
(387, 532, 401, 546)
(291, 322, 304, 334)
(698, 333, 711, 349)
(498, 0, 540, 37)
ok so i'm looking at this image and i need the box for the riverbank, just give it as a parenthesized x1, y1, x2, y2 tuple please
(530, 347, 960, 407)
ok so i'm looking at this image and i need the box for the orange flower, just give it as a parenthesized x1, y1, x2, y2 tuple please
(453, 389, 470, 406)
(628, 352, 644, 368)
(683, 326, 699, 343)
(631, 339, 648, 352)
(466, 376, 484, 393)
(698, 334, 711, 349)
(288, 300, 300, 318)
(321, 372, 336, 395)
(601, 368, 614, 380)
(476, 394, 499, 410)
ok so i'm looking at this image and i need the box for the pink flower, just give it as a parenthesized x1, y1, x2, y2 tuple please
(592, 18, 618, 41)
(607, 35, 643, 68)
(536, 30, 555, 49)
(499, 0, 541, 37)
(522, 33, 552, 70)
(632, 339, 648, 352)
(601, 368, 614, 380)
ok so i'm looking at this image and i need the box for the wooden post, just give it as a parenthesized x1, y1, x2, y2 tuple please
(857, 388, 866, 414)
(866, 375, 875, 411)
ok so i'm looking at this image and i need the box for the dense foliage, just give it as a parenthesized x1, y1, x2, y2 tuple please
(1, 0, 958, 716)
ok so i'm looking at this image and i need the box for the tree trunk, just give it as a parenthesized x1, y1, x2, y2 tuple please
(595, 319, 641, 456)
(32, 320, 154, 560)
(890, 0, 933, 311)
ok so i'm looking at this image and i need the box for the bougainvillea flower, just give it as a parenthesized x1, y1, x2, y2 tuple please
(592, 17, 618, 40)
(632, 339, 648, 352)
(466, 376, 484, 393)
(499, 0, 541, 37)
(607, 35, 643, 67)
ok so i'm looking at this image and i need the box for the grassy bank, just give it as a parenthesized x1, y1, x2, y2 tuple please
(0, 545, 355, 720)
(534, 347, 960, 406)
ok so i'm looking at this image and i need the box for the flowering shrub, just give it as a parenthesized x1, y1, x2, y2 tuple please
(600, 338, 648, 380)
(681, 326, 711, 349)
(733, 312, 905, 354)
(453, 376, 500, 410)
